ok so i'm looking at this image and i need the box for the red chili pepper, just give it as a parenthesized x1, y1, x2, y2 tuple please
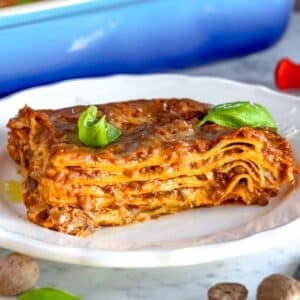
(275, 58, 300, 90)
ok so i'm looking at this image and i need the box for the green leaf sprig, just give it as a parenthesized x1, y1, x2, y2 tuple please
(198, 101, 277, 130)
(18, 287, 81, 300)
(78, 105, 122, 147)
(17, 0, 36, 5)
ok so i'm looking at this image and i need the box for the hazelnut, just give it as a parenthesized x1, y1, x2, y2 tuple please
(208, 282, 248, 300)
(257, 274, 300, 300)
(0, 252, 39, 296)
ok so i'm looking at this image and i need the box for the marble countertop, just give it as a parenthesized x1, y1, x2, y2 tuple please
(1, 12, 300, 300)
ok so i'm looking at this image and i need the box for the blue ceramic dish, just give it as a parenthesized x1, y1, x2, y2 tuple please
(0, 0, 294, 97)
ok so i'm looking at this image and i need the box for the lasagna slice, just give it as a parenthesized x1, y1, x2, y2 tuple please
(7, 99, 296, 236)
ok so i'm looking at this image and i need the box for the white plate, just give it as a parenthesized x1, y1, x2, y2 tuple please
(0, 74, 300, 268)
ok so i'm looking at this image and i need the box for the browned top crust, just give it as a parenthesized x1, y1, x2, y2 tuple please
(7, 98, 294, 169)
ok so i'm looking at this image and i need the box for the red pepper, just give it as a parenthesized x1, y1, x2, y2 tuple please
(275, 58, 300, 90)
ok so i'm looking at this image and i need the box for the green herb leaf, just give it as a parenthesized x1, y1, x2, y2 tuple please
(78, 105, 121, 147)
(17, 0, 35, 5)
(18, 288, 81, 300)
(198, 101, 277, 130)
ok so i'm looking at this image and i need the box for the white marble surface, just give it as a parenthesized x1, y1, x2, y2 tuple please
(0, 13, 300, 300)
(1, 241, 300, 300)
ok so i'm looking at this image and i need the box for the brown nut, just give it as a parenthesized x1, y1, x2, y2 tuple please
(257, 273, 300, 300)
(208, 282, 248, 300)
(0, 252, 40, 296)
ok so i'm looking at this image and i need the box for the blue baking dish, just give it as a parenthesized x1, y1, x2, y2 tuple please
(0, 0, 294, 97)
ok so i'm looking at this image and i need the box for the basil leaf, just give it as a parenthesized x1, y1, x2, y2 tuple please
(78, 105, 122, 147)
(17, 0, 35, 4)
(198, 101, 277, 130)
(18, 288, 80, 300)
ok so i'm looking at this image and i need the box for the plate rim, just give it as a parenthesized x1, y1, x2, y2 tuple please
(0, 218, 299, 268)
(0, 74, 299, 268)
